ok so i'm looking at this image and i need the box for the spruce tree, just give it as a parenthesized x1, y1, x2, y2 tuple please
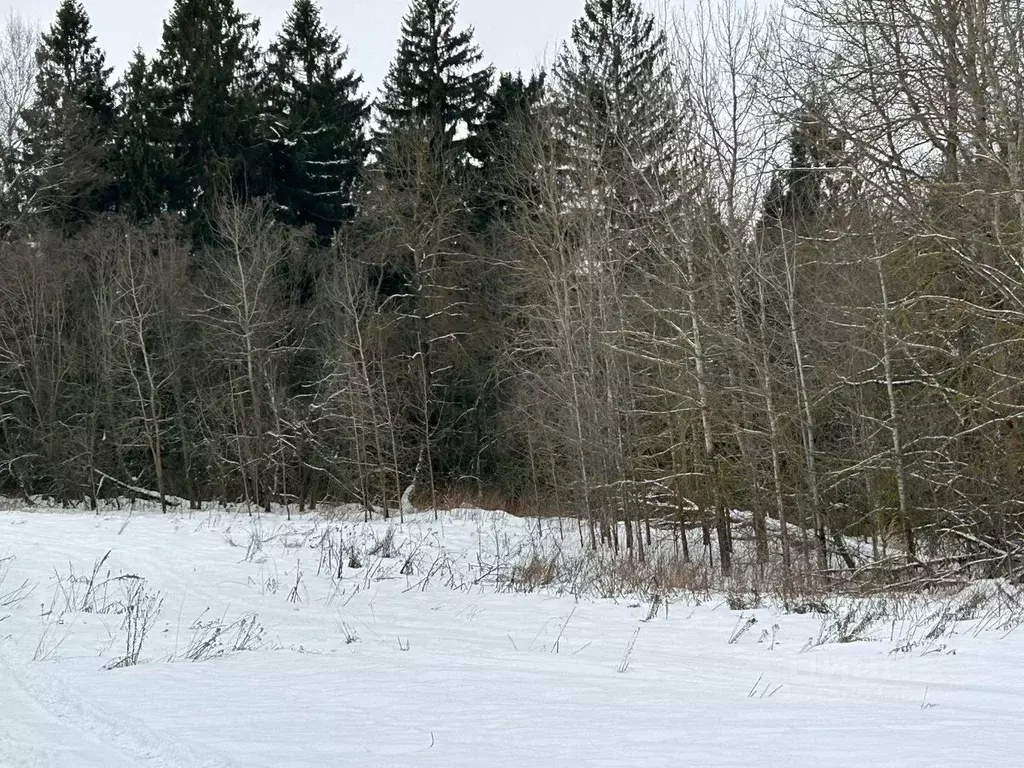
(472, 70, 546, 226)
(375, 0, 492, 167)
(19, 0, 115, 230)
(554, 0, 678, 215)
(153, 0, 266, 225)
(265, 0, 368, 240)
(113, 50, 168, 223)
(763, 97, 844, 228)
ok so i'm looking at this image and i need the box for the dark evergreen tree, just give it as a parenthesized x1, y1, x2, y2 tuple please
(554, 0, 678, 214)
(763, 98, 845, 228)
(19, 0, 115, 230)
(375, 0, 492, 167)
(153, 0, 266, 226)
(265, 0, 368, 241)
(471, 70, 546, 226)
(113, 50, 168, 223)
(360, 0, 497, 495)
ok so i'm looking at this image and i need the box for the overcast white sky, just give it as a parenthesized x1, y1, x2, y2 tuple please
(7, 0, 604, 96)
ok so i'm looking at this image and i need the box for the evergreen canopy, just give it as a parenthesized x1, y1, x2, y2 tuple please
(265, 0, 368, 240)
(554, 0, 679, 212)
(153, 0, 265, 224)
(113, 50, 168, 223)
(375, 0, 493, 167)
(19, 0, 115, 229)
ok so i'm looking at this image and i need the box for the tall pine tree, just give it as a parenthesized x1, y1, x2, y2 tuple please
(472, 70, 546, 226)
(19, 0, 115, 230)
(113, 50, 168, 223)
(554, 0, 678, 216)
(375, 0, 492, 168)
(153, 0, 266, 227)
(265, 0, 368, 241)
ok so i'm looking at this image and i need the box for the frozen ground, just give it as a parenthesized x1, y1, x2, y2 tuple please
(1, 504, 1022, 767)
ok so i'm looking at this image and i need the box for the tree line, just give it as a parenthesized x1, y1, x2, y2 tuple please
(1, 0, 1023, 582)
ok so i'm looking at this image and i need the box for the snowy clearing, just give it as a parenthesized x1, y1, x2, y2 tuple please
(1, 505, 1022, 767)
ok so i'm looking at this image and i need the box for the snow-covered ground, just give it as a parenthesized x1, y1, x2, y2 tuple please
(1, 504, 1022, 767)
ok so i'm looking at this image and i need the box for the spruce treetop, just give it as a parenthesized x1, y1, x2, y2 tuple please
(156, 0, 261, 105)
(153, 0, 264, 222)
(472, 69, 547, 226)
(375, 0, 493, 164)
(32, 0, 114, 122)
(18, 0, 116, 228)
(264, 0, 368, 238)
(113, 49, 168, 222)
(555, 0, 679, 211)
(268, 0, 356, 92)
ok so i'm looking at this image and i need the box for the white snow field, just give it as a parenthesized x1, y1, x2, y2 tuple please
(1, 505, 1023, 767)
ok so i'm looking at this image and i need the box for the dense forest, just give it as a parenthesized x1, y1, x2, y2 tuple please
(1, 0, 1023, 582)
